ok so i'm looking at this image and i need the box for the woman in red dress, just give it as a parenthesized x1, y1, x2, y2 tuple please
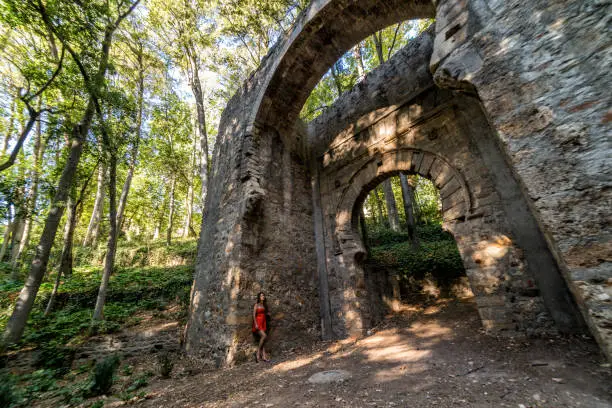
(252, 292, 269, 362)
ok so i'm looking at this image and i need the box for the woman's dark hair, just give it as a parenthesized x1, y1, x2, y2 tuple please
(256, 292, 268, 312)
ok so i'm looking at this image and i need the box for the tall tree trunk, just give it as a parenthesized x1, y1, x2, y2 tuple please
(166, 176, 176, 246)
(44, 193, 76, 316)
(382, 179, 400, 232)
(9, 217, 25, 275)
(373, 32, 385, 65)
(330, 62, 343, 96)
(359, 209, 369, 253)
(3, 100, 95, 345)
(10, 163, 27, 275)
(116, 49, 144, 232)
(92, 153, 118, 321)
(1, 97, 16, 156)
(48, 156, 96, 316)
(0, 206, 14, 263)
(16, 101, 46, 266)
(399, 173, 419, 247)
(186, 48, 209, 214)
(59, 194, 78, 279)
(373, 186, 386, 228)
(183, 130, 197, 238)
(83, 162, 106, 246)
(352, 43, 366, 82)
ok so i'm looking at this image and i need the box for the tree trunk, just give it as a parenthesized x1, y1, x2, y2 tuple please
(372, 32, 385, 65)
(3, 100, 95, 345)
(44, 264, 62, 317)
(373, 186, 386, 228)
(400, 172, 419, 247)
(59, 194, 78, 278)
(83, 162, 106, 246)
(116, 49, 144, 232)
(44, 193, 76, 316)
(352, 43, 366, 82)
(382, 179, 400, 232)
(330, 62, 343, 96)
(183, 182, 194, 238)
(9, 217, 25, 275)
(16, 103, 46, 266)
(92, 153, 118, 321)
(186, 48, 209, 215)
(0, 206, 14, 263)
(359, 209, 369, 253)
(166, 176, 176, 246)
(1, 97, 16, 156)
(183, 130, 197, 238)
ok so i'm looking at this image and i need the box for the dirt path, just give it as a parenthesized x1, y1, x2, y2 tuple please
(135, 299, 611, 408)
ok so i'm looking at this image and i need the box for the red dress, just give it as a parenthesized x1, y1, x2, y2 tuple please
(252, 304, 267, 332)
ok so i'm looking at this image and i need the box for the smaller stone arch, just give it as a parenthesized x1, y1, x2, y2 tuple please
(327, 146, 521, 337)
(334, 148, 472, 259)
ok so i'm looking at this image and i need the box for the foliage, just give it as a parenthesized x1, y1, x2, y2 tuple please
(368, 228, 465, 295)
(87, 355, 121, 397)
(126, 371, 152, 391)
(157, 352, 174, 378)
(33, 343, 75, 374)
(0, 371, 16, 408)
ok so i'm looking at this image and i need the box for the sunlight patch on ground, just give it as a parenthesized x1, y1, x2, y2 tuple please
(373, 361, 430, 383)
(272, 353, 323, 372)
(407, 321, 453, 339)
(363, 343, 431, 363)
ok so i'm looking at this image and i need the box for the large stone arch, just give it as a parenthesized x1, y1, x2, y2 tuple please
(315, 81, 576, 338)
(185, 0, 611, 365)
(250, 0, 435, 133)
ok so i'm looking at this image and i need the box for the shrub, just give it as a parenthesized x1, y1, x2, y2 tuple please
(88, 355, 121, 396)
(0, 371, 16, 408)
(158, 352, 174, 378)
(33, 343, 75, 375)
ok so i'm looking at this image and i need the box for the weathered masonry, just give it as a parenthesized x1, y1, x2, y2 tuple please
(184, 0, 612, 366)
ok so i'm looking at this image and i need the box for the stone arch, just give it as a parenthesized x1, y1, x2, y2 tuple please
(339, 148, 472, 233)
(250, 0, 435, 133)
(329, 147, 516, 336)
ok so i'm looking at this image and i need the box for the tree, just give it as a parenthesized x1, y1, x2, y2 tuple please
(399, 173, 419, 247)
(3, 0, 140, 346)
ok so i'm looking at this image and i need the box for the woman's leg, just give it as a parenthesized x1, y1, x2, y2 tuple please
(258, 330, 267, 360)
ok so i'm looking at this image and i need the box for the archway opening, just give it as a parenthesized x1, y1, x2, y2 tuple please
(299, 18, 434, 122)
(355, 172, 474, 325)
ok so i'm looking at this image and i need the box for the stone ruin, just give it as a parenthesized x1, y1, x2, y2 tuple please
(183, 0, 612, 366)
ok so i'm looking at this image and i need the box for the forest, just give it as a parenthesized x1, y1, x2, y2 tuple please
(0, 1, 455, 406)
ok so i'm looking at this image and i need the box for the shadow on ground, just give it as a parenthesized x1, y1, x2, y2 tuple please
(136, 298, 612, 408)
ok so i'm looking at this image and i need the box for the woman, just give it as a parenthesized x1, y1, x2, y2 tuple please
(252, 291, 270, 362)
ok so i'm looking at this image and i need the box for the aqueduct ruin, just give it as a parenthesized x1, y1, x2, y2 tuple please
(184, 0, 612, 365)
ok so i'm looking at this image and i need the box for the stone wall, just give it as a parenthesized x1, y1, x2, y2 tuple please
(432, 0, 611, 360)
(185, 0, 438, 366)
(185, 0, 610, 365)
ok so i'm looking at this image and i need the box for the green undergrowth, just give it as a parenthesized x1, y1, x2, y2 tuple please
(74, 238, 198, 268)
(0, 239, 197, 350)
(367, 225, 466, 291)
(1, 263, 193, 349)
(0, 239, 197, 407)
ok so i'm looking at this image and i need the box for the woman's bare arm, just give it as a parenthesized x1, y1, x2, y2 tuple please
(253, 303, 259, 330)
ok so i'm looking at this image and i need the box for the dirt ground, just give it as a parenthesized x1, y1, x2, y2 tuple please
(121, 298, 612, 408)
